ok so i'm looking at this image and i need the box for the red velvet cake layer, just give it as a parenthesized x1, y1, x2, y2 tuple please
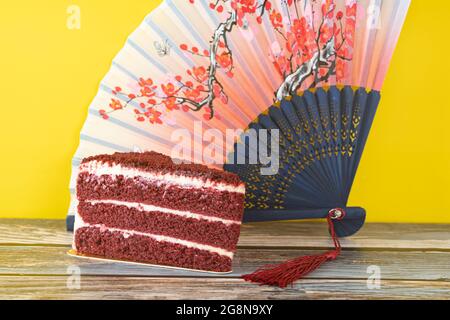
(78, 201, 241, 251)
(77, 173, 244, 221)
(75, 226, 232, 272)
(82, 151, 242, 186)
(74, 151, 245, 272)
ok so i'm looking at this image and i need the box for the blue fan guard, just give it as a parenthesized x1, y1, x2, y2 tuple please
(224, 85, 381, 237)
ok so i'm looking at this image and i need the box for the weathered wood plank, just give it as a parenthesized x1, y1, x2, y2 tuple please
(0, 246, 448, 281)
(1, 219, 449, 250)
(239, 221, 450, 250)
(0, 219, 70, 246)
(0, 276, 448, 300)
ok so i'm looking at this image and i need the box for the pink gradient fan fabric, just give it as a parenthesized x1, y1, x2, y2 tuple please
(68, 0, 411, 218)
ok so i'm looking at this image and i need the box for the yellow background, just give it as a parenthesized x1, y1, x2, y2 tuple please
(0, 1, 448, 223)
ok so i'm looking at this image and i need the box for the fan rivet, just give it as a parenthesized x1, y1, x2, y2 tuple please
(330, 208, 344, 220)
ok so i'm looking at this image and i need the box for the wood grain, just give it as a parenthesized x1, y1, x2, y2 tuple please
(1, 276, 448, 300)
(0, 246, 448, 281)
(0, 219, 449, 299)
(1, 219, 449, 250)
(0, 219, 70, 246)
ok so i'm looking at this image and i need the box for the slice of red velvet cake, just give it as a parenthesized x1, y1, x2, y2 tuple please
(73, 151, 245, 272)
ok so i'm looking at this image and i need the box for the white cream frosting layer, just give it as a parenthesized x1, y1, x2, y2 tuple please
(79, 160, 245, 194)
(74, 215, 233, 259)
(87, 200, 240, 226)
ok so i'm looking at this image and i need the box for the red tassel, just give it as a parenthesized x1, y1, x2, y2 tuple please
(242, 208, 345, 288)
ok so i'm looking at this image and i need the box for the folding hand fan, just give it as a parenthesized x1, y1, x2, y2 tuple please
(68, 0, 410, 287)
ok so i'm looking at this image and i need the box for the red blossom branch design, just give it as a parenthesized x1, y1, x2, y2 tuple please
(100, 0, 356, 125)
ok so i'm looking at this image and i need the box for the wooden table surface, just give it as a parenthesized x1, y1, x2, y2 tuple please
(0, 219, 449, 300)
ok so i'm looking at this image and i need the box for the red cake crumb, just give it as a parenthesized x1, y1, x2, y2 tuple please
(73, 151, 245, 273)
(82, 151, 242, 186)
(77, 173, 244, 221)
(78, 201, 241, 251)
(75, 227, 232, 272)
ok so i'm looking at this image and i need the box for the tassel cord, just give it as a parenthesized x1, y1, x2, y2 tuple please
(242, 208, 345, 288)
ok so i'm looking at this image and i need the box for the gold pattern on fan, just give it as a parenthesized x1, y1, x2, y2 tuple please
(275, 139, 312, 209)
(329, 105, 340, 156)
(341, 112, 350, 157)
(331, 113, 339, 140)
(239, 92, 364, 211)
(319, 107, 332, 157)
(350, 105, 361, 143)
(276, 116, 294, 142)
